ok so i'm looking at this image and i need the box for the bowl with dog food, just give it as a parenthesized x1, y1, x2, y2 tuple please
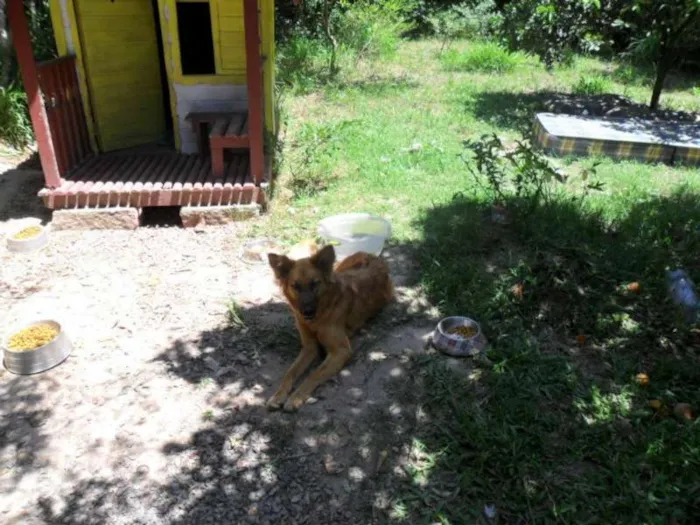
(432, 316, 484, 357)
(317, 213, 391, 261)
(2, 320, 72, 375)
(6, 222, 49, 253)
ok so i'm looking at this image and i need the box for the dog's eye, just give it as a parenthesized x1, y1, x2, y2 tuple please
(310, 280, 319, 289)
(292, 282, 302, 291)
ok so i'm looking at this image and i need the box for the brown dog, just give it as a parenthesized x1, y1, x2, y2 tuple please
(267, 245, 393, 411)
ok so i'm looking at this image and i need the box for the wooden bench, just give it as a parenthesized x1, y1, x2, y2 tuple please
(186, 111, 250, 177)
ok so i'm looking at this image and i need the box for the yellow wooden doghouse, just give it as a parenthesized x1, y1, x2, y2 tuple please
(7, 0, 275, 210)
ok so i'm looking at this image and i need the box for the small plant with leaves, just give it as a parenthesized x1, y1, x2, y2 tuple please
(441, 42, 522, 73)
(462, 133, 603, 213)
(571, 75, 612, 95)
(226, 298, 246, 330)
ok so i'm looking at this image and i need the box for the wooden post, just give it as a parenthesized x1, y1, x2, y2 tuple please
(7, 0, 62, 188)
(244, 0, 265, 185)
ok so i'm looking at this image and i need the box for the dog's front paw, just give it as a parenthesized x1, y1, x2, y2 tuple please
(266, 394, 286, 411)
(282, 395, 306, 412)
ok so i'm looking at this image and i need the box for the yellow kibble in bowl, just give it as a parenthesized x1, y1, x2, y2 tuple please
(448, 325, 478, 339)
(13, 226, 43, 240)
(7, 324, 59, 352)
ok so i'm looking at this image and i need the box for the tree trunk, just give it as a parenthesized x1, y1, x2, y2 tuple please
(650, 63, 668, 111)
(322, 0, 338, 77)
(0, 3, 11, 87)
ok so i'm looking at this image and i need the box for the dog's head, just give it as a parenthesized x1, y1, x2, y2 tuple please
(268, 245, 336, 321)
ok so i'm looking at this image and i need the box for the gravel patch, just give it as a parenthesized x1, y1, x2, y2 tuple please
(1, 168, 446, 524)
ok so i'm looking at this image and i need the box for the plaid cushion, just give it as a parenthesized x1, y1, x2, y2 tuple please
(533, 116, 676, 164)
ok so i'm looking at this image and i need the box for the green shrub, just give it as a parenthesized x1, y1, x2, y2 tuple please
(277, 35, 330, 92)
(441, 42, 522, 73)
(289, 121, 356, 197)
(335, 0, 415, 60)
(0, 87, 33, 149)
(427, 0, 502, 52)
(571, 75, 613, 95)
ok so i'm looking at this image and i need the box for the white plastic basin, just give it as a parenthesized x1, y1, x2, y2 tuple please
(317, 213, 391, 260)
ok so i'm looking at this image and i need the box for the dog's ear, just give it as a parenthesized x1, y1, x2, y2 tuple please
(268, 253, 294, 281)
(311, 245, 336, 275)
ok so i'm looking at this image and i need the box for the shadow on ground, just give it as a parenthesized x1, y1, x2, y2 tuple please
(29, 190, 700, 524)
(462, 90, 699, 135)
(0, 166, 51, 225)
(0, 375, 52, 492)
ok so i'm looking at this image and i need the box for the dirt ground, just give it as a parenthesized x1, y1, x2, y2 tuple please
(0, 163, 462, 524)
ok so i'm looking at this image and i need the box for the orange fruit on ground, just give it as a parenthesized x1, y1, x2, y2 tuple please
(649, 400, 662, 410)
(635, 373, 650, 386)
(511, 283, 524, 299)
(626, 282, 641, 293)
(576, 335, 586, 345)
(674, 403, 695, 421)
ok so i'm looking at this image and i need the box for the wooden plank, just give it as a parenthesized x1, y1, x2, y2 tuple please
(186, 111, 234, 123)
(244, 0, 265, 185)
(168, 155, 197, 206)
(225, 113, 245, 137)
(88, 155, 124, 206)
(221, 156, 239, 204)
(240, 114, 249, 135)
(57, 59, 84, 167)
(68, 156, 110, 207)
(241, 159, 255, 205)
(141, 154, 178, 207)
(113, 154, 149, 207)
(52, 179, 77, 209)
(151, 154, 188, 206)
(210, 117, 228, 139)
(182, 158, 203, 207)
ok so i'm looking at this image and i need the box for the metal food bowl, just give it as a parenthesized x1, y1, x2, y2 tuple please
(6, 223, 49, 253)
(3, 320, 72, 375)
(432, 316, 484, 357)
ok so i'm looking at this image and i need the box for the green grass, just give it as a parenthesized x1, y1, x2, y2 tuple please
(571, 74, 614, 95)
(440, 41, 527, 73)
(264, 39, 700, 523)
(0, 87, 33, 149)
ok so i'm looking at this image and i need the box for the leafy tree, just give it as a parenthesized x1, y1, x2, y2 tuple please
(497, 0, 700, 110)
(619, 0, 700, 110)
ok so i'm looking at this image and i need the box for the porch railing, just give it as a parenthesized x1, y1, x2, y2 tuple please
(36, 56, 92, 176)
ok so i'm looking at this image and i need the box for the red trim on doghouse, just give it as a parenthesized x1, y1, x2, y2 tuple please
(7, 0, 62, 188)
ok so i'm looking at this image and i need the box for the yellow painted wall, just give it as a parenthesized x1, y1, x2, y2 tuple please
(75, 0, 166, 152)
(164, 0, 277, 133)
(50, 0, 277, 153)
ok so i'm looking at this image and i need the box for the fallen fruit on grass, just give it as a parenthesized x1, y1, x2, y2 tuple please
(511, 283, 524, 299)
(576, 335, 586, 345)
(635, 373, 650, 386)
(649, 399, 663, 410)
(626, 281, 641, 293)
(673, 403, 695, 421)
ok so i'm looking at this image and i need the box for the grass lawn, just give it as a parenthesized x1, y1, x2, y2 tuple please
(260, 40, 700, 523)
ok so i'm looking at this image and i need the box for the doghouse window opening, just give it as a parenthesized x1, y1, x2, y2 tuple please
(176, 1, 216, 75)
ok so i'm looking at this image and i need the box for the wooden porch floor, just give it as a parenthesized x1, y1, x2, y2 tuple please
(39, 150, 269, 210)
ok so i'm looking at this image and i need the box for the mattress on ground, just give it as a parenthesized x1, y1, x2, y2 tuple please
(534, 113, 700, 165)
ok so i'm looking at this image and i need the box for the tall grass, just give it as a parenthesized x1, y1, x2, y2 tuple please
(276, 0, 414, 92)
(441, 41, 524, 73)
(0, 87, 33, 149)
